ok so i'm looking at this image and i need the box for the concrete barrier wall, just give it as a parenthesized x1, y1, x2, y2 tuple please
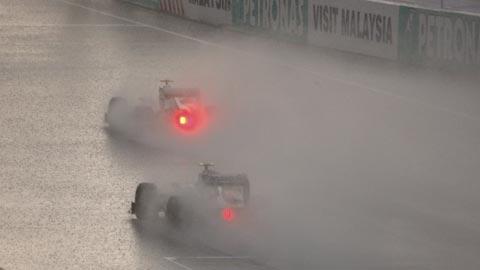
(184, 0, 232, 25)
(122, 0, 480, 67)
(125, 0, 161, 9)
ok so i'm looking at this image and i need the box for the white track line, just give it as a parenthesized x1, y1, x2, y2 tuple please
(56, 0, 479, 123)
(164, 257, 194, 270)
(164, 256, 252, 270)
(0, 23, 140, 27)
(165, 256, 251, 259)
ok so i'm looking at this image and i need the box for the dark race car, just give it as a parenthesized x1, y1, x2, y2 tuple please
(105, 80, 213, 140)
(130, 163, 250, 228)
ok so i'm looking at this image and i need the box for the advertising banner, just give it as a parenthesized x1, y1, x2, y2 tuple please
(308, 0, 399, 59)
(231, 0, 308, 41)
(159, 0, 185, 16)
(398, 6, 480, 66)
(183, 0, 232, 25)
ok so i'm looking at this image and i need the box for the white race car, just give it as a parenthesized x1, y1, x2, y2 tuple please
(105, 80, 213, 139)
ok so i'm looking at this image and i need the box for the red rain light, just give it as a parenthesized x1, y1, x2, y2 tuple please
(178, 115, 188, 126)
(171, 106, 209, 135)
(221, 207, 235, 222)
(172, 109, 196, 131)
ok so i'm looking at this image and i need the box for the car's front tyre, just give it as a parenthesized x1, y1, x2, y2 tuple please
(165, 196, 182, 226)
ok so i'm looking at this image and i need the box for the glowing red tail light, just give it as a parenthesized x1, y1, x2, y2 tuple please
(172, 109, 195, 131)
(221, 207, 235, 222)
(171, 106, 209, 135)
(178, 115, 188, 126)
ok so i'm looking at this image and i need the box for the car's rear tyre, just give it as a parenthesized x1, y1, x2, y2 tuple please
(133, 106, 155, 122)
(165, 196, 182, 226)
(134, 183, 159, 221)
(105, 97, 127, 124)
(237, 174, 250, 204)
(108, 96, 127, 112)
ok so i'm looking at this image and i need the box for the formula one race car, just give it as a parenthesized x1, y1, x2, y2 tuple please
(131, 163, 250, 227)
(105, 80, 212, 138)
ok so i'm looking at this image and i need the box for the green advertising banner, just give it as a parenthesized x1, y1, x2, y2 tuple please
(232, 0, 308, 41)
(399, 6, 480, 66)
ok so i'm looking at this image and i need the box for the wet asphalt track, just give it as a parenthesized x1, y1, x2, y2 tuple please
(1, 0, 480, 269)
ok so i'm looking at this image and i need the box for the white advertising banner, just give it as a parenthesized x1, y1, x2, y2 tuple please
(308, 0, 399, 59)
(183, 0, 232, 25)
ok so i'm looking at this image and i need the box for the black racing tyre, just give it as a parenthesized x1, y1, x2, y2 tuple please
(106, 97, 127, 123)
(133, 106, 155, 122)
(238, 174, 250, 204)
(165, 196, 183, 226)
(134, 183, 159, 220)
(108, 97, 127, 113)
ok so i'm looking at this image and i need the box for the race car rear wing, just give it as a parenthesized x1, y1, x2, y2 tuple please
(200, 174, 249, 186)
(159, 88, 201, 99)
